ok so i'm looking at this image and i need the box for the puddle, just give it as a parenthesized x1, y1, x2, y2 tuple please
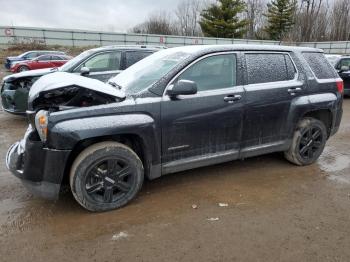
(318, 145, 350, 184)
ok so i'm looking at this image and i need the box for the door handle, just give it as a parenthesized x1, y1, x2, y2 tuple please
(224, 95, 242, 103)
(288, 87, 302, 95)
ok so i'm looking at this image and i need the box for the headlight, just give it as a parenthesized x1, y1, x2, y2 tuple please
(35, 110, 49, 142)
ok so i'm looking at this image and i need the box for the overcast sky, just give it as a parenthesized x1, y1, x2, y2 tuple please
(0, 0, 183, 32)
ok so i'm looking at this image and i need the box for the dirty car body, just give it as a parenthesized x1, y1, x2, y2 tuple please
(1, 45, 160, 114)
(6, 45, 343, 211)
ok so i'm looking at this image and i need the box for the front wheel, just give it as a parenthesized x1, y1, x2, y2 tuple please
(284, 118, 327, 166)
(70, 142, 144, 212)
(18, 65, 29, 72)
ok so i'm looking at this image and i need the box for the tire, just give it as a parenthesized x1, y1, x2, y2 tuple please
(70, 142, 144, 212)
(284, 117, 327, 166)
(18, 65, 29, 72)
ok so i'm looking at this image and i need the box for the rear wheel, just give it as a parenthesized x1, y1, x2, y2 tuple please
(284, 118, 327, 166)
(70, 142, 144, 212)
(18, 65, 29, 72)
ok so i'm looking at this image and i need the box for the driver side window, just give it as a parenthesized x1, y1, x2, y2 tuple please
(178, 54, 237, 92)
(75, 52, 121, 72)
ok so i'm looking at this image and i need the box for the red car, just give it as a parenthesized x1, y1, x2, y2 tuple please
(10, 54, 72, 73)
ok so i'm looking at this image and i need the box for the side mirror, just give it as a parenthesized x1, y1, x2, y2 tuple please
(340, 65, 350, 73)
(80, 66, 90, 76)
(167, 80, 197, 97)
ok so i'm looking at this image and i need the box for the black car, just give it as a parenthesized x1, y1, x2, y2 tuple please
(6, 45, 343, 212)
(5, 50, 66, 70)
(334, 56, 350, 96)
(1, 45, 162, 114)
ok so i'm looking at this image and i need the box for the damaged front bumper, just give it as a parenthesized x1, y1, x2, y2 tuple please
(1, 81, 29, 115)
(6, 127, 71, 199)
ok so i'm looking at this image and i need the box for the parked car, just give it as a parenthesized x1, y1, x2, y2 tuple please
(4, 50, 66, 70)
(334, 56, 350, 96)
(325, 54, 342, 66)
(6, 45, 343, 212)
(1, 45, 162, 114)
(10, 54, 72, 73)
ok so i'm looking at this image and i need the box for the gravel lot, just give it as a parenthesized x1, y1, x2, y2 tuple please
(0, 67, 349, 261)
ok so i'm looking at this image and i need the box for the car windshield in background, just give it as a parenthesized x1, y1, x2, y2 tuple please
(110, 48, 192, 95)
(325, 55, 342, 66)
(59, 49, 95, 71)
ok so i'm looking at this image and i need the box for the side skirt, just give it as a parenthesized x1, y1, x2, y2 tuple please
(161, 140, 290, 176)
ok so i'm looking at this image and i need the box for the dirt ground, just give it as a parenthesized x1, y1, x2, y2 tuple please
(0, 67, 350, 261)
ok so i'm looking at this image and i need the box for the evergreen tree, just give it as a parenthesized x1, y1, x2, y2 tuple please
(199, 0, 248, 38)
(264, 0, 296, 41)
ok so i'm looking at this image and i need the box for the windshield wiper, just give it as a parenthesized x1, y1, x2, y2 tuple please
(108, 81, 123, 90)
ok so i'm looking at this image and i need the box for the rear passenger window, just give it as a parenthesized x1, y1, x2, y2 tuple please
(246, 53, 295, 84)
(125, 51, 152, 68)
(302, 52, 337, 79)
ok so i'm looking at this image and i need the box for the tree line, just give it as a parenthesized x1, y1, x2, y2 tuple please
(130, 0, 350, 42)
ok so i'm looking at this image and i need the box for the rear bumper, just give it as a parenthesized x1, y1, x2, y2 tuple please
(6, 128, 71, 199)
(330, 94, 343, 137)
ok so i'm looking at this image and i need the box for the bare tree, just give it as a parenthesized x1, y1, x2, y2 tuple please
(329, 0, 350, 41)
(175, 0, 204, 36)
(131, 11, 178, 35)
(290, 0, 327, 42)
(245, 0, 267, 39)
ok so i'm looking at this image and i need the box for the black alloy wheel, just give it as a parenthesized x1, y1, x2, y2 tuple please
(298, 126, 323, 161)
(70, 142, 144, 212)
(85, 158, 134, 203)
(284, 118, 327, 166)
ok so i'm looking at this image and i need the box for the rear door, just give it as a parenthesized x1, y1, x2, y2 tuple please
(161, 52, 245, 170)
(123, 51, 153, 69)
(241, 52, 302, 156)
(35, 55, 52, 69)
(50, 55, 64, 67)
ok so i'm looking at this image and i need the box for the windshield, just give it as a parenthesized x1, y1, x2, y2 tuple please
(109, 48, 192, 95)
(60, 49, 95, 71)
(18, 51, 30, 58)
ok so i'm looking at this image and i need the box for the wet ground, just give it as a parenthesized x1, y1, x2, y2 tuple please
(0, 72, 349, 261)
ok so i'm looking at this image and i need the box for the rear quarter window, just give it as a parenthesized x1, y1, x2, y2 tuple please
(125, 51, 152, 68)
(302, 52, 337, 79)
(246, 53, 296, 84)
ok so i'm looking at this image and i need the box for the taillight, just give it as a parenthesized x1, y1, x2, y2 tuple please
(336, 79, 344, 94)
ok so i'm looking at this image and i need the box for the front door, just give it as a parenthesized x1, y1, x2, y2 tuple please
(161, 53, 245, 173)
(73, 51, 122, 82)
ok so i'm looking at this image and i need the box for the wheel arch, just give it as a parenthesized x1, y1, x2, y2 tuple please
(62, 133, 156, 186)
(302, 109, 333, 137)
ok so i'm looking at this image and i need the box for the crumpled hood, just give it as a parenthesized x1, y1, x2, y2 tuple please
(4, 68, 56, 82)
(28, 72, 125, 104)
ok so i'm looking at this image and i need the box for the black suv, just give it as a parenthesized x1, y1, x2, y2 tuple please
(1, 45, 162, 114)
(6, 45, 343, 212)
(334, 56, 350, 96)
